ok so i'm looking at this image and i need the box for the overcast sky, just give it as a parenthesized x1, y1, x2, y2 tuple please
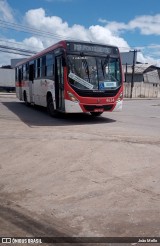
(0, 0, 160, 66)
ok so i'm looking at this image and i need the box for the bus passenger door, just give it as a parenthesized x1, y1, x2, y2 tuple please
(55, 56, 65, 111)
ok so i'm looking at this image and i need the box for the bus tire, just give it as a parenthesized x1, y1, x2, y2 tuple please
(90, 112, 103, 117)
(47, 96, 57, 117)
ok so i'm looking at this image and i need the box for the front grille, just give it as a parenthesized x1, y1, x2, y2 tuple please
(83, 105, 113, 112)
(71, 85, 121, 97)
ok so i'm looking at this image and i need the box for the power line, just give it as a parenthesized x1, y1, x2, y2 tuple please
(0, 43, 37, 57)
(0, 19, 159, 66)
(0, 49, 31, 56)
(0, 44, 37, 54)
(0, 38, 41, 51)
(1, 19, 159, 50)
(0, 19, 77, 41)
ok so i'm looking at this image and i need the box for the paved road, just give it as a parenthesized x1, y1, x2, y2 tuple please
(0, 94, 160, 245)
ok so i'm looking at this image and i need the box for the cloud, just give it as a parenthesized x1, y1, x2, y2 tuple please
(0, 5, 160, 67)
(89, 25, 129, 50)
(0, 7, 130, 65)
(136, 50, 160, 67)
(139, 54, 160, 66)
(0, 39, 24, 66)
(98, 18, 108, 24)
(0, 0, 14, 22)
(0, 38, 42, 66)
(129, 14, 160, 35)
(99, 14, 160, 36)
(23, 9, 160, 67)
(25, 8, 68, 35)
(24, 8, 130, 51)
(23, 37, 44, 50)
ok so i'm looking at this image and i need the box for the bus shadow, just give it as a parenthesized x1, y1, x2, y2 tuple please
(2, 101, 116, 127)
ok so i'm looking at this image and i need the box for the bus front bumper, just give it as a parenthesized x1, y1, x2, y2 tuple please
(65, 99, 123, 113)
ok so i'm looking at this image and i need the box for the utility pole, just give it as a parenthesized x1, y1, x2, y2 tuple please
(130, 49, 137, 98)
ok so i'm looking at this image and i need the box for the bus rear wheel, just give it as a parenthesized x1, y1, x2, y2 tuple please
(47, 96, 57, 117)
(90, 112, 103, 117)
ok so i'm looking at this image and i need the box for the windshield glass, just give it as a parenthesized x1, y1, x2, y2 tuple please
(67, 55, 121, 90)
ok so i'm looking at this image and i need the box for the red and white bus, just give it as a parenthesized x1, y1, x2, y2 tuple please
(15, 40, 123, 117)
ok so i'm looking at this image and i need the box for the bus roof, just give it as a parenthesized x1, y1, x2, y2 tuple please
(16, 40, 66, 67)
(16, 40, 119, 67)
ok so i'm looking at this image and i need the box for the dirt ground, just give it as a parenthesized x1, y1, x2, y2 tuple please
(0, 93, 160, 246)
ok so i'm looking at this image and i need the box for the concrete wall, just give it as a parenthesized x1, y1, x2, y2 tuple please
(124, 82, 160, 98)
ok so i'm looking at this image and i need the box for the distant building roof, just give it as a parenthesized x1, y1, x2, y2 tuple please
(123, 64, 160, 74)
(123, 64, 160, 83)
(123, 64, 150, 74)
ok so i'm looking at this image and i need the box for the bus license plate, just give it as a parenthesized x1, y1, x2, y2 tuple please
(94, 108, 104, 112)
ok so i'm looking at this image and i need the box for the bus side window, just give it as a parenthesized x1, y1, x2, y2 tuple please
(18, 68, 22, 82)
(26, 63, 29, 80)
(42, 56, 46, 77)
(38, 58, 41, 78)
(21, 66, 24, 81)
(35, 58, 41, 78)
(29, 63, 35, 81)
(15, 68, 18, 81)
(23, 65, 26, 80)
(46, 53, 54, 77)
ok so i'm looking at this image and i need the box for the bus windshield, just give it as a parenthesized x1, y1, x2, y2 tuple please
(67, 55, 121, 91)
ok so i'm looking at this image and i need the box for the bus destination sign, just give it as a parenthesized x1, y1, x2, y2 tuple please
(67, 42, 117, 55)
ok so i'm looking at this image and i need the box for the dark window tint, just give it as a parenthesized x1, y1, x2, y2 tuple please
(46, 53, 54, 77)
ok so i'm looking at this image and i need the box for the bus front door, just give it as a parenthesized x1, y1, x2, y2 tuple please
(55, 56, 65, 111)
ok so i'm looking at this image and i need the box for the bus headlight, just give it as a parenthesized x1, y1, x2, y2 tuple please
(67, 91, 79, 103)
(117, 92, 123, 102)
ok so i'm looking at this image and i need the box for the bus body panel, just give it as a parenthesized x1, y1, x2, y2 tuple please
(112, 100, 122, 112)
(65, 99, 83, 113)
